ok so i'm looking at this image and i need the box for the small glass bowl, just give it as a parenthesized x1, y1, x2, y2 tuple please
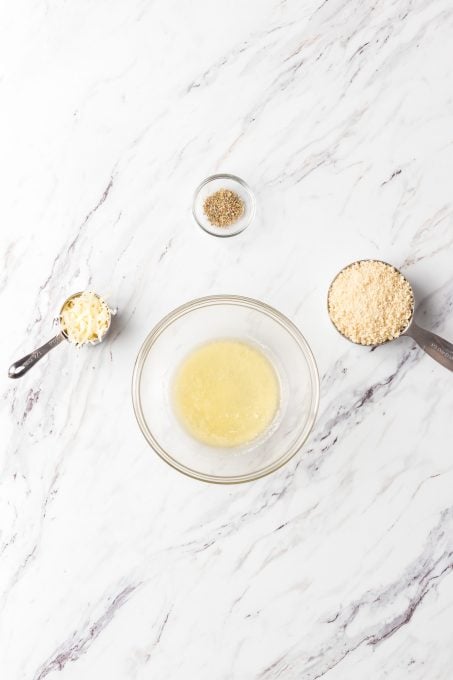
(192, 174, 256, 237)
(132, 295, 319, 484)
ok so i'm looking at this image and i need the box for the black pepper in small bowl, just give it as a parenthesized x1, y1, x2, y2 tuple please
(203, 188, 244, 228)
(193, 174, 256, 237)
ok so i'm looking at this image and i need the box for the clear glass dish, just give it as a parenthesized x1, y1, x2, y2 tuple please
(132, 295, 319, 484)
(192, 174, 256, 237)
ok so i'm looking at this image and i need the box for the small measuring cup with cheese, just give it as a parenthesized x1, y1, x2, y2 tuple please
(59, 291, 112, 345)
(8, 291, 115, 379)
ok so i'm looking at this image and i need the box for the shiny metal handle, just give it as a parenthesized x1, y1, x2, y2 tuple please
(405, 322, 453, 371)
(8, 334, 65, 379)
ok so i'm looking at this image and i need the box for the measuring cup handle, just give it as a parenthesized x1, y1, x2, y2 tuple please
(405, 322, 453, 372)
(8, 333, 65, 379)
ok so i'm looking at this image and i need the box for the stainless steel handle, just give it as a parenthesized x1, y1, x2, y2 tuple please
(405, 322, 453, 371)
(8, 333, 65, 379)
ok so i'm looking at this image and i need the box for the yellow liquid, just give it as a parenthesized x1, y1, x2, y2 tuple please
(173, 340, 280, 447)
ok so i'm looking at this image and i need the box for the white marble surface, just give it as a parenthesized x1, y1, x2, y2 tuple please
(1, 1, 453, 678)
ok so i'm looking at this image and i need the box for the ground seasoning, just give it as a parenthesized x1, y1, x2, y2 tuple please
(328, 260, 414, 345)
(203, 188, 244, 227)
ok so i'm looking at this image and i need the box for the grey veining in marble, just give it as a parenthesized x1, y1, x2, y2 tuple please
(1, 0, 453, 678)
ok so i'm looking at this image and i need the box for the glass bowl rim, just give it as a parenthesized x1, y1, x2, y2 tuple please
(192, 174, 256, 238)
(132, 294, 320, 484)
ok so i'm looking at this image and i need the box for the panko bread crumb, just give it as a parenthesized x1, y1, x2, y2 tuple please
(328, 260, 414, 345)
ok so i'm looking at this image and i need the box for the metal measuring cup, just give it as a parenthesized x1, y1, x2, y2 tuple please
(8, 291, 115, 379)
(328, 259, 453, 371)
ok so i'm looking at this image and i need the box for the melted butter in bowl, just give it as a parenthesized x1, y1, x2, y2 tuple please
(173, 339, 280, 448)
(132, 295, 319, 483)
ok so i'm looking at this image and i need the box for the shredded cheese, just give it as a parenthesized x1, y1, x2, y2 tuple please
(60, 291, 111, 346)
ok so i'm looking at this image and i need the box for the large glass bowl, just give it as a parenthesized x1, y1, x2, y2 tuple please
(132, 296, 319, 484)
